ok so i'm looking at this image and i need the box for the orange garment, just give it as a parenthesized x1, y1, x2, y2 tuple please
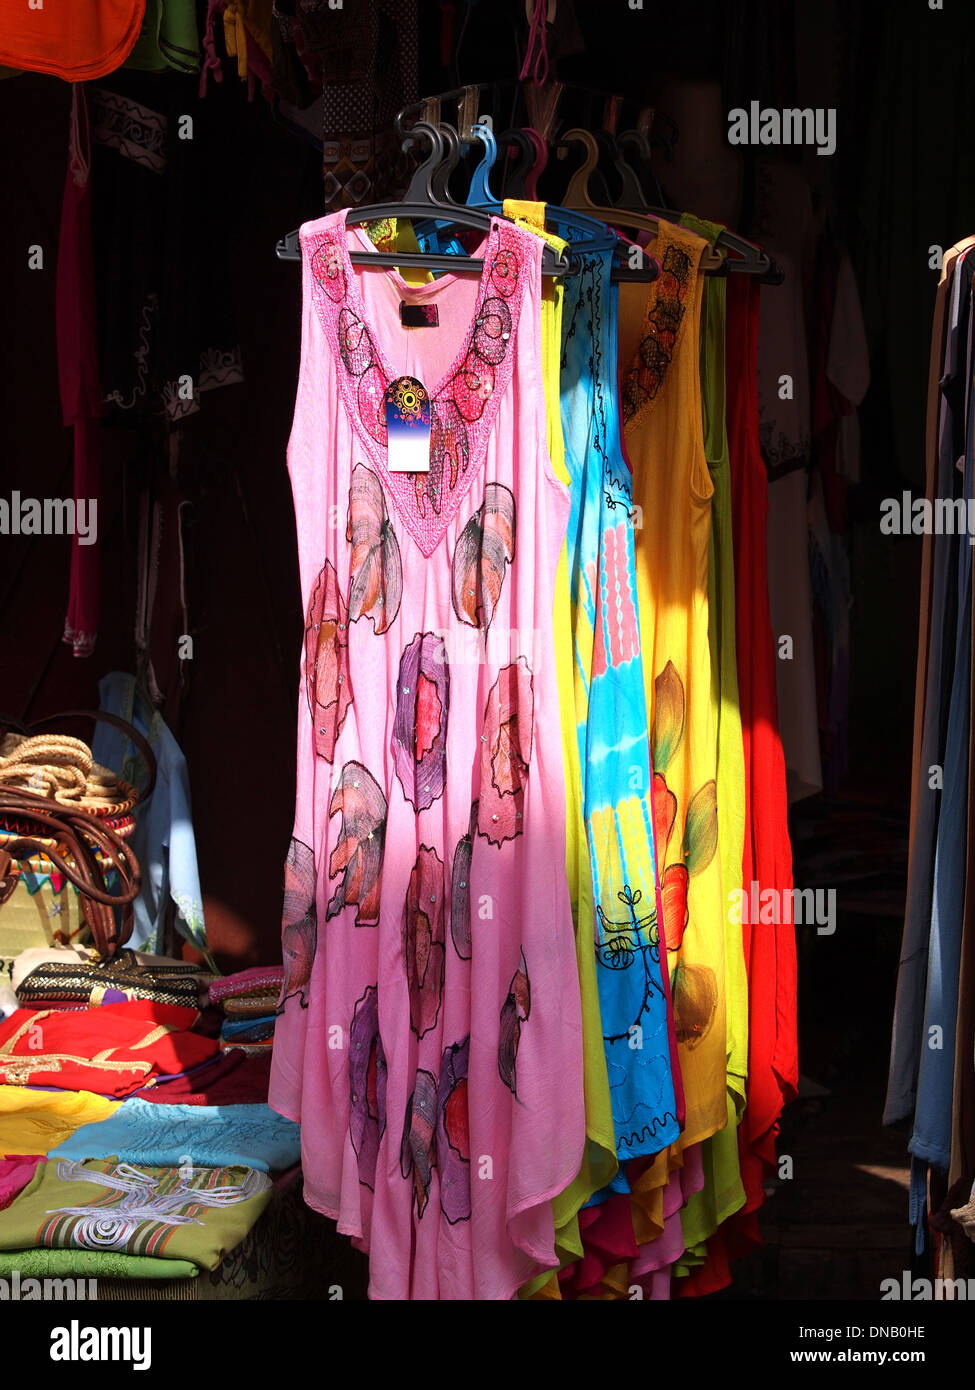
(0, 1, 145, 79)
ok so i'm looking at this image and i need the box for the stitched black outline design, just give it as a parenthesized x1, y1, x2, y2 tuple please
(477, 657, 533, 847)
(349, 984, 387, 1190)
(278, 837, 318, 1012)
(305, 559, 352, 763)
(347, 463, 403, 633)
(403, 844, 446, 1039)
(392, 631, 449, 812)
(450, 483, 516, 630)
(326, 761, 387, 926)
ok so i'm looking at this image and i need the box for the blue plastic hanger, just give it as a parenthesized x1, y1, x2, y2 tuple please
(465, 123, 498, 207)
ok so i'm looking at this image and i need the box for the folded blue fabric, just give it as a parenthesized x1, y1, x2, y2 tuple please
(48, 1099, 300, 1173)
(220, 1015, 276, 1042)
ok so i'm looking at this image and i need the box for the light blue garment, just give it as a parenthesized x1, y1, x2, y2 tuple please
(908, 324, 975, 1250)
(555, 233, 679, 1172)
(886, 257, 970, 1126)
(49, 1099, 300, 1174)
(91, 672, 208, 958)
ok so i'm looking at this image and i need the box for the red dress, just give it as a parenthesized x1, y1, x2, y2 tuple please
(678, 274, 798, 1297)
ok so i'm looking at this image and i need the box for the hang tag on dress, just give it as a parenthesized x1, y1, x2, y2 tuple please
(385, 376, 431, 473)
(400, 302, 439, 327)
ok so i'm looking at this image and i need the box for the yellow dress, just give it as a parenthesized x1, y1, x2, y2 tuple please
(619, 220, 729, 1171)
(671, 215, 748, 1271)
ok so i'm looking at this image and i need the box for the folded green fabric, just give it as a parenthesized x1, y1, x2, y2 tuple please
(0, 1158, 271, 1272)
(0, 1247, 198, 1280)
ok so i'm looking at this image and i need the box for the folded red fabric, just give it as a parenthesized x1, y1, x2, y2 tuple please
(0, 1002, 219, 1097)
(133, 1050, 273, 1106)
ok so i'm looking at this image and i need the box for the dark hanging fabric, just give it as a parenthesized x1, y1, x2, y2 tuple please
(721, 0, 798, 117)
(91, 72, 242, 432)
(854, 5, 975, 491)
(270, 0, 417, 210)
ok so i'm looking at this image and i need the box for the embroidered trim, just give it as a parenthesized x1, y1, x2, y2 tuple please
(621, 241, 693, 426)
(92, 90, 168, 175)
(759, 419, 811, 481)
(44, 1160, 269, 1253)
(305, 212, 534, 558)
(103, 294, 158, 412)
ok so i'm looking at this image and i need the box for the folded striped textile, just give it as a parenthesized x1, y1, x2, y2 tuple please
(223, 994, 280, 1017)
(220, 1015, 276, 1043)
(208, 967, 284, 1005)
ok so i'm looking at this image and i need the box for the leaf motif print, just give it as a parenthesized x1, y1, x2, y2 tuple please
(400, 1069, 437, 1217)
(659, 864, 689, 953)
(451, 483, 516, 629)
(326, 762, 387, 926)
(304, 561, 352, 763)
(346, 463, 403, 633)
(478, 658, 534, 846)
(349, 985, 387, 1189)
(449, 803, 478, 962)
(278, 838, 317, 1011)
(652, 772, 678, 860)
(498, 950, 531, 1095)
(437, 1037, 471, 1224)
(652, 660, 685, 773)
(403, 846, 446, 1039)
(670, 961, 718, 1048)
(683, 780, 718, 877)
(392, 632, 449, 812)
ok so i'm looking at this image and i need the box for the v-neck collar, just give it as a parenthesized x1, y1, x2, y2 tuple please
(306, 210, 534, 558)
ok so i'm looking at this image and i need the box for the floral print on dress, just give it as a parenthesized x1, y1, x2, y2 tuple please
(347, 463, 403, 634)
(449, 804, 478, 961)
(326, 762, 387, 926)
(437, 1037, 471, 1224)
(349, 985, 387, 1189)
(498, 951, 530, 1095)
(400, 1069, 437, 1217)
(403, 846, 446, 1039)
(278, 838, 318, 1011)
(621, 243, 692, 424)
(305, 560, 352, 763)
(652, 660, 719, 1047)
(478, 658, 533, 846)
(451, 483, 516, 630)
(393, 632, 449, 812)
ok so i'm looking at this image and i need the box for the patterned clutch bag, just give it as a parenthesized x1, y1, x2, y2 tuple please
(15, 948, 205, 1009)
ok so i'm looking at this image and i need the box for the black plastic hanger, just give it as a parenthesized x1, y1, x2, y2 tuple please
(276, 122, 574, 277)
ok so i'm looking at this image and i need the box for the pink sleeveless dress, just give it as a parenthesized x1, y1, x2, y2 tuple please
(269, 210, 585, 1300)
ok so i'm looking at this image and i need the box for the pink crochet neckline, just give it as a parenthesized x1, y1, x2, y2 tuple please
(305, 210, 533, 558)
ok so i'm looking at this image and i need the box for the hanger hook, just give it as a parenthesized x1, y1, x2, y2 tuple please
(560, 126, 600, 177)
(400, 121, 446, 203)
